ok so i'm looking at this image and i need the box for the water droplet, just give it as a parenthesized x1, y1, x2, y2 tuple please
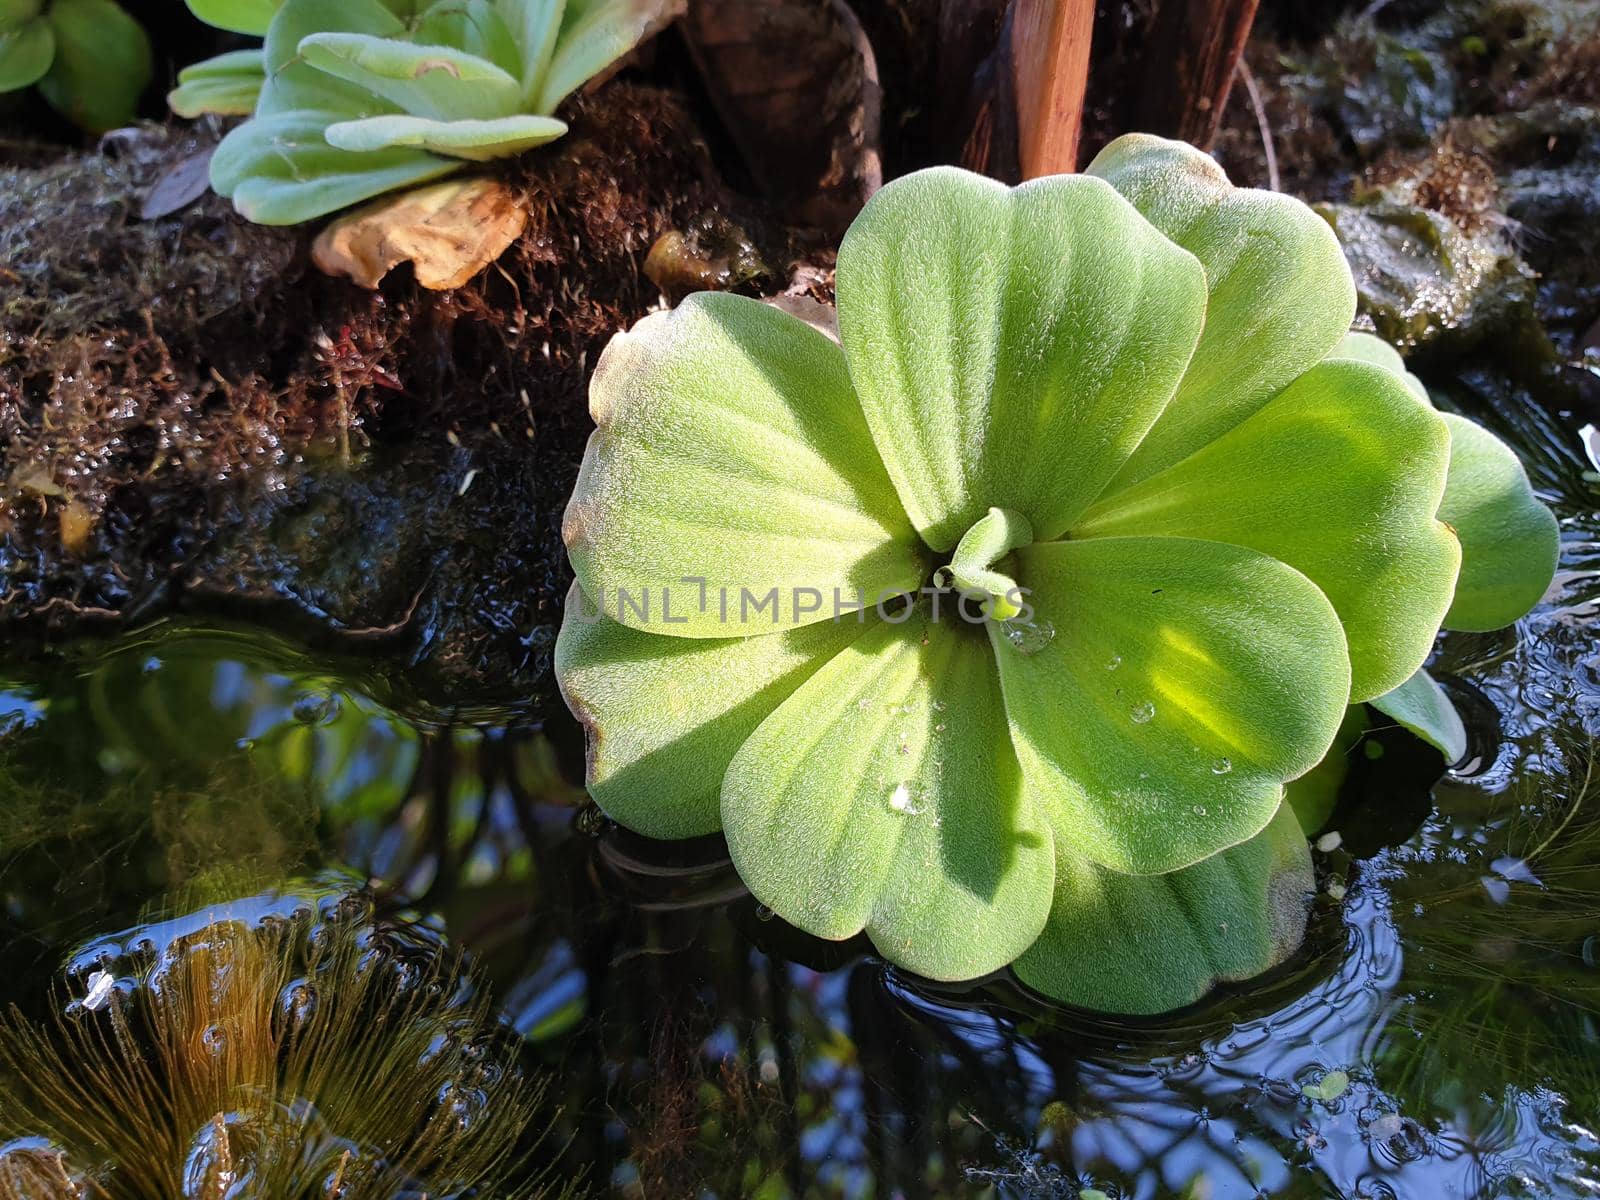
(932, 699, 947, 713)
(1003, 619, 1056, 655)
(279, 980, 318, 1030)
(888, 783, 925, 815)
(754, 904, 776, 923)
(1105, 654, 1122, 671)
(1211, 757, 1232, 775)
(1191, 805, 1208, 817)
(934, 723, 946, 733)
(1129, 701, 1155, 724)
(200, 1024, 227, 1055)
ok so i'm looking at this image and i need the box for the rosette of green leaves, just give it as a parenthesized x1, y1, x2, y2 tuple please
(554, 135, 1557, 1014)
(202, 0, 673, 225)
(0, 0, 150, 132)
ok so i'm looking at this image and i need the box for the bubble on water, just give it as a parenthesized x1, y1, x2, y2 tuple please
(291, 690, 340, 726)
(1130, 701, 1155, 724)
(1212, 757, 1232, 775)
(1105, 654, 1122, 671)
(888, 783, 925, 815)
(1003, 619, 1056, 656)
(83, 971, 115, 1012)
(279, 980, 318, 1031)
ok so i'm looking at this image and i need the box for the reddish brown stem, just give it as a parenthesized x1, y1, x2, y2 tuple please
(1136, 0, 1261, 148)
(1010, 0, 1095, 177)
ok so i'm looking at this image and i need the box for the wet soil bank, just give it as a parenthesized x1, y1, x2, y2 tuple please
(1, 0, 1598, 710)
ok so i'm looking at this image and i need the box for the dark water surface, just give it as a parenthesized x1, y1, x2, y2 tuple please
(1, 387, 1598, 1199)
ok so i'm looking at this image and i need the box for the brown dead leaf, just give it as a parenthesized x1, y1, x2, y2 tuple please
(140, 147, 217, 222)
(312, 178, 529, 291)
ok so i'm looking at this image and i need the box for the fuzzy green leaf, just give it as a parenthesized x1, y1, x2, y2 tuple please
(185, 0, 282, 36)
(38, 0, 151, 132)
(994, 536, 1350, 875)
(257, 0, 408, 115)
(536, 0, 676, 112)
(1076, 360, 1460, 703)
(1330, 330, 1428, 400)
(1087, 134, 1357, 490)
(946, 506, 1032, 620)
(835, 166, 1208, 551)
(722, 613, 1055, 982)
(505, 0, 563, 101)
(1285, 705, 1368, 835)
(1436, 412, 1559, 631)
(0, 16, 52, 92)
(211, 109, 460, 224)
(0, 0, 44, 26)
(553, 582, 873, 838)
(564, 293, 924, 637)
(1332, 333, 1557, 631)
(1015, 801, 1312, 1015)
(297, 33, 524, 122)
(1371, 666, 1467, 763)
(325, 111, 566, 159)
(412, 0, 521, 77)
(168, 49, 266, 118)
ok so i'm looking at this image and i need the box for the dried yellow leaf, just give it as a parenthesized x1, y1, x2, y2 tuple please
(312, 178, 528, 291)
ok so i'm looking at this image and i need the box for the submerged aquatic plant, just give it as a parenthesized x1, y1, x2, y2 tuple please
(197, 0, 681, 225)
(0, 883, 573, 1199)
(554, 134, 1558, 1013)
(0, 0, 150, 132)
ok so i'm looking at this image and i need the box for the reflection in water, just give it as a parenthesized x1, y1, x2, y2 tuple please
(0, 879, 572, 1200)
(0, 407, 1597, 1196)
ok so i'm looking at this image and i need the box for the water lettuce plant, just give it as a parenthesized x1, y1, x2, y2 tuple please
(554, 134, 1559, 1013)
(0, 0, 150, 132)
(200, 0, 679, 225)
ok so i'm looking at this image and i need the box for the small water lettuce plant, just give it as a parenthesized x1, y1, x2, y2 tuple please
(198, 0, 681, 225)
(0, 0, 150, 133)
(0, 881, 573, 1199)
(554, 134, 1559, 1014)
